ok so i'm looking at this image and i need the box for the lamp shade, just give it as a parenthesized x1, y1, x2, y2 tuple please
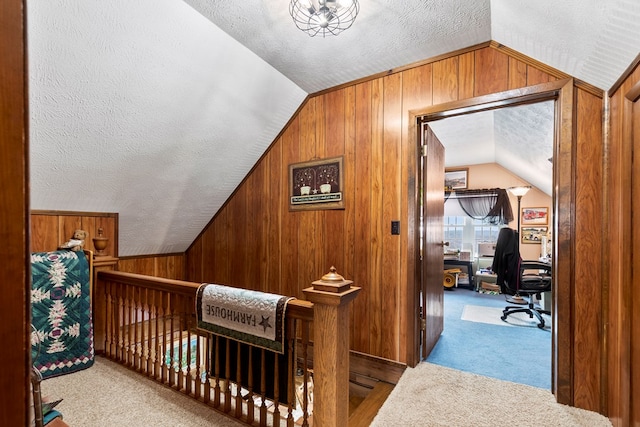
(508, 186, 531, 197)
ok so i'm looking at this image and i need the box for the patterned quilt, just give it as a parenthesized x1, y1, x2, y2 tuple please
(31, 250, 94, 379)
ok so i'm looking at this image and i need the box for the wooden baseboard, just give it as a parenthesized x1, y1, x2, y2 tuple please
(301, 343, 407, 385)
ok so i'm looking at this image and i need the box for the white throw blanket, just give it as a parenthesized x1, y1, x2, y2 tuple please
(196, 284, 292, 353)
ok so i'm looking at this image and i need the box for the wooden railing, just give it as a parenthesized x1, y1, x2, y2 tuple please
(95, 271, 315, 426)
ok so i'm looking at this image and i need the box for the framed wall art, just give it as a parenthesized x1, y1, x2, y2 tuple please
(521, 226, 547, 244)
(521, 206, 548, 225)
(289, 156, 344, 211)
(444, 168, 468, 190)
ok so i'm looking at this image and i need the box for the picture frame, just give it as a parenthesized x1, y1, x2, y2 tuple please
(521, 206, 548, 225)
(289, 156, 344, 211)
(521, 226, 548, 244)
(444, 168, 468, 190)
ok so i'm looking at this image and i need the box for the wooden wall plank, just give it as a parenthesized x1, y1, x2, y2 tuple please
(369, 77, 385, 357)
(474, 47, 509, 96)
(433, 57, 459, 104)
(31, 215, 59, 252)
(572, 89, 603, 411)
(266, 145, 282, 294)
(59, 215, 83, 245)
(458, 52, 474, 100)
(381, 73, 402, 360)
(527, 65, 551, 86)
(228, 187, 247, 288)
(606, 83, 628, 427)
(214, 208, 229, 284)
(352, 81, 373, 353)
(281, 120, 300, 299)
(323, 89, 346, 274)
(343, 85, 358, 347)
(298, 100, 321, 296)
(508, 57, 527, 90)
(201, 214, 217, 281)
(187, 238, 202, 282)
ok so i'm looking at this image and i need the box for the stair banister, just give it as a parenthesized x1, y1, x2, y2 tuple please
(303, 267, 361, 427)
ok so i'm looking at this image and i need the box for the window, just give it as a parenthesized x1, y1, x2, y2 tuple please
(444, 216, 502, 256)
(443, 216, 465, 251)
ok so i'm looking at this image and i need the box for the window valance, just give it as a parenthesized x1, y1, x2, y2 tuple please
(445, 188, 514, 225)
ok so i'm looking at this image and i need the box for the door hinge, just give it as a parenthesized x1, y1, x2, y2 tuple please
(420, 318, 426, 331)
(421, 145, 427, 157)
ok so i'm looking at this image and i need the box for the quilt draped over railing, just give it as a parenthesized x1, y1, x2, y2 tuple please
(196, 283, 293, 354)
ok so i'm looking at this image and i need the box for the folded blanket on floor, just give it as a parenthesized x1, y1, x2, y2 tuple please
(196, 284, 292, 354)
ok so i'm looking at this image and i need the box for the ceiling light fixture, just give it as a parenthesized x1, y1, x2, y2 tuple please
(289, 0, 360, 37)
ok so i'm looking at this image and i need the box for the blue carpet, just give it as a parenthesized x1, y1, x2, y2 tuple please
(426, 288, 551, 389)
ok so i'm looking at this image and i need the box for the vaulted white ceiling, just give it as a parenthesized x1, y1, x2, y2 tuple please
(27, 0, 640, 255)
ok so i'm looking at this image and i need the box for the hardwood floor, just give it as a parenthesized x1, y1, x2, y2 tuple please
(348, 381, 395, 426)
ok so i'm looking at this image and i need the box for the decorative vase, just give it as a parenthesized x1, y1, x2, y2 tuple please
(92, 227, 109, 256)
(320, 183, 331, 194)
(300, 185, 311, 196)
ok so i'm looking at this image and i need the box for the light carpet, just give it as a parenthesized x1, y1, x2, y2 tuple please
(371, 362, 612, 427)
(41, 357, 244, 427)
(461, 304, 551, 329)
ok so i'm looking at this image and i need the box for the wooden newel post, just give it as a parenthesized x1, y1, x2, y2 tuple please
(303, 266, 361, 427)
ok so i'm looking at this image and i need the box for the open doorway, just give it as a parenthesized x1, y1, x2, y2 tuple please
(410, 79, 576, 401)
(422, 100, 554, 389)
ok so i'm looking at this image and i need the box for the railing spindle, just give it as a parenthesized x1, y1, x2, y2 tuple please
(260, 349, 267, 424)
(235, 341, 243, 419)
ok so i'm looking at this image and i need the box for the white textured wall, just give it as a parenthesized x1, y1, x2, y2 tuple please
(28, 0, 306, 256)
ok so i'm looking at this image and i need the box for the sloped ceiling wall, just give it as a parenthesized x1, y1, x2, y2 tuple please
(28, 0, 306, 255)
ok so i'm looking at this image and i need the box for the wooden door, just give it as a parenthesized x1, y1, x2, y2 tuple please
(420, 125, 445, 360)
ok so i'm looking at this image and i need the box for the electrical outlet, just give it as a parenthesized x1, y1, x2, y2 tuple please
(391, 221, 400, 235)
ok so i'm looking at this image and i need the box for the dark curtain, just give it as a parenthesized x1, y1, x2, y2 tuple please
(453, 188, 514, 225)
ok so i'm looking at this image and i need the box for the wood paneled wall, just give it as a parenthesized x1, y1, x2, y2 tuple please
(31, 210, 118, 256)
(606, 58, 640, 427)
(118, 254, 185, 280)
(186, 44, 606, 412)
(30, 210, 186, 279)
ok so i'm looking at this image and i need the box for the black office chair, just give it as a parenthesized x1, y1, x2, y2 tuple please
(491, 228, 552, 329)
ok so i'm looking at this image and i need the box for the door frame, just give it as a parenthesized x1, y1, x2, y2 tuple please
(405, 79, 575, 403)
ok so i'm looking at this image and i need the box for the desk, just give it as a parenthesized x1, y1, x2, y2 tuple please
(443, 259, 474, 289)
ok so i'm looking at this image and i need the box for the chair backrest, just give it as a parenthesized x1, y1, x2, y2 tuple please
(491, 227, 521, 294)
(491, 227, 552, 294)
(519, 261, 552, 293)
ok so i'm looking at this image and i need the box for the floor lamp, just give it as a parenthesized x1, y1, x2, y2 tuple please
(507, 185, 531, 303)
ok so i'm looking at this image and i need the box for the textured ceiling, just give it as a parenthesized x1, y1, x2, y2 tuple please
(429, 102, 555, 195)
(27, 0, 640, 256)
(184, 0, 492, 93)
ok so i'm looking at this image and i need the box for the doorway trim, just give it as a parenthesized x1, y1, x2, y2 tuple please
(405, 79, 575, 404)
